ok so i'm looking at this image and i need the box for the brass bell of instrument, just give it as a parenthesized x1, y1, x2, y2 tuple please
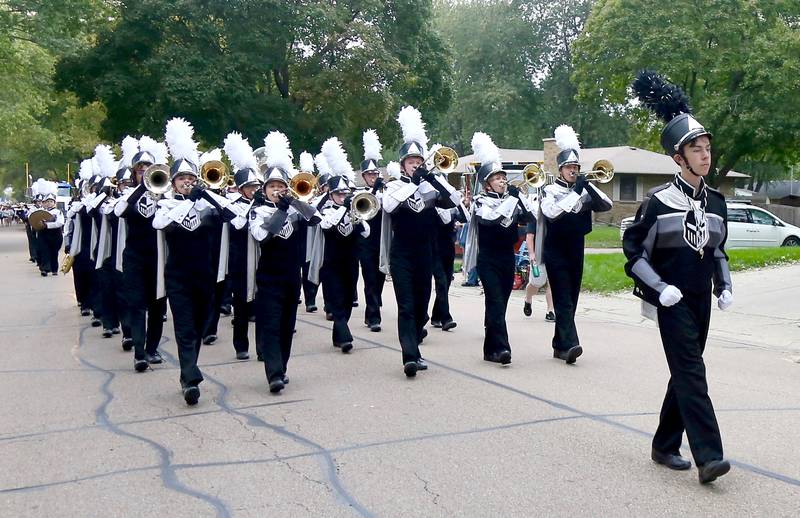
(350, 191, 380, 222)
(143, 164, 172, 195)
(200, 160, 229, 190)
(288, 172, 318, 202)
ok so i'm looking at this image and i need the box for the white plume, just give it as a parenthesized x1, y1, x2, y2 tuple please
(386, 161, 401, 180)
(165, 117, 199, 164)
(139, 135, 169, 164)
(314, 153, 332, 177)
(397, 105, 428, 151)
(554, 124, 581, 152)
(92, 144, 117, 178)
(223, 132, 259, 172)
(120, 136, 139, 168)
(321, 137, 354, 180)
(362, 129, 383, 161)
(32, 178, 47, 195)
(263, 131, 294, 173)
(78, 159, 94, 180)
(471, 132, 501, 166)
(199, 148, 222, 165)
(299, 151, 315, 173)
(44, 181, 58, 197)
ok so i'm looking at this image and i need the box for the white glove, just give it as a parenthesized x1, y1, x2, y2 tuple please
(659, 285, 683, 307)
(717, 290, 733, 310)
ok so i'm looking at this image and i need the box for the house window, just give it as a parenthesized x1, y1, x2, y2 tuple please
(619, 175, 637, 201)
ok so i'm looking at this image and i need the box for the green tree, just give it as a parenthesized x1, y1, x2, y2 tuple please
(572, 0, 800, 185)
(56, 0, 451, 159)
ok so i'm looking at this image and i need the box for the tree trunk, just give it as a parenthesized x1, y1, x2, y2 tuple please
(273, 63, 290, 98)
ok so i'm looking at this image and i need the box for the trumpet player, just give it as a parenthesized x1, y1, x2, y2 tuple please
(249, 131, 321, 394)
(463, 133, 532, 365)
(357, 130, 386, 332)
(153, 117, 225, 406)
(381, 106, 462, 378)
(312, 138, 371, 353)
(114, 136, 169, 370)
(540, 125, 612, 365)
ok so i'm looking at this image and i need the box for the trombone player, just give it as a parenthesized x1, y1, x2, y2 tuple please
(540, 125, 612, 365)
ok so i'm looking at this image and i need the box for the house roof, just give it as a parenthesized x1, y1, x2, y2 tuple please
(455, 145, 748, 178)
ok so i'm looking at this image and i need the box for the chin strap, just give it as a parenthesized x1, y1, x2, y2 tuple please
(679, 150, 701, 177)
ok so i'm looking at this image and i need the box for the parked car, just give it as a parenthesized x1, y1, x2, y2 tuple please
(619, 203, 800, 248)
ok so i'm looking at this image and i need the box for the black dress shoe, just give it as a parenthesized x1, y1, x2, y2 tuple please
(403, 361, 419, 377)
(220, 304, 232, 316)
(441, 320, 457, 331)
(111, 327, 120, 335)
(326, 313, 334, 321)
(553, 345, 582, 364)
(306, 305, 317, 313)
(340, 342, 353, 353)
(352, 301, 359, 307)
(40, 271, 48, 277)
(257, 353, 263, 362)
(523, 302, 532, 317)
(369, 323, 381, 332)
(651, 448, 691, 471)
(80, 309, 91, 316)
(545, 311, 556, 322)
(121, 338, 133, 351)
(236, 352, 250, 360)
(431, 320, 442, 328)
(419, 329, 428, 343)
(202, 334, 218, 345)
(417, 358, 428, 370)
(102, 329, 113, 338)
(484, 350, 512, 365)
(91, 318, 102, 328)
(162, 314, 167, 322)
(698, 459, 730, 484)
(282, 375, 290, 385)
(146, 351, 163, 364)
(269, 378, 285, 394)
(183, 386, 200, 406)
(134, 359, 149, 372)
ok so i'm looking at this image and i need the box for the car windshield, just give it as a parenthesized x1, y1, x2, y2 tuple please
(749, 209, 776, 226)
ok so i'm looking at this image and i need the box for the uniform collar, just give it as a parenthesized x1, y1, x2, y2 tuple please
(174, 194, 187, 201)
(555, 178, 571, 188)
(400, 175, 412, 184)
(484, 191, 502, 199)
(673, 173, 706, 199)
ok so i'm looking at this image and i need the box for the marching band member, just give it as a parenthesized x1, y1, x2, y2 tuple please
(221, 131, 262, 360)
(114, 136, 169, 368)
(463, 133, 531, 365)
(298, 151, 320, 314)
(624, 70, 732, 483)
(249, 131, 321, 394)
(380, 106, 462, 377)
(36, 181, 64, 276)
(70, 160, 102, 326)
(23, 192, 40, 264)
(88, 144, 120, 337)
(429, 145, 466, 332)
(540, 125, 612, 364)
(312, 137, 370, 353)
(26, 182, 45, 273)
(307, 153, 333, 318)
(356, 130, 386, 332)
(153, 117, 224, 406)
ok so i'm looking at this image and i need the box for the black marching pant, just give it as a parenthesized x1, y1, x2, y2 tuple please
(431, 246, 455, 324)
(99, 260, 120, 330)
(545, 251, 583, 351)
(39, 230, 62, 274)
(477, 256, 514, 356)
(165, 271, 215, 387)
(72, 253, 95, 311)
(231, 271, 251, 353)
(113, 270, 132, 339)
(321, 258, 357, 346)
(359, 249, 385, 326)
(124, 256, 165, 361)
(301, 260, 319, 308)
(26, 225, 38, 262)
(391, 249, 432, 364)
(256, 274, 299, 383)
(653, 293, 723, 466)
(203, 280, 225, 339)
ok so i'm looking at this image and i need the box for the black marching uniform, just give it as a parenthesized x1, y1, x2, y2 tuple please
(540, 176, 611, 359)
(430, 204, 466, 330)
(115, 184, 167, 366)
(37, 203, 65, 275)
(250, 195, 321, 391)
(102, 188, 131, 342)
(153, 189, 223, 400)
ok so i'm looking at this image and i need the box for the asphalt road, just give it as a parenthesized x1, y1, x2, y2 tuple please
(1, 225, 799, 517)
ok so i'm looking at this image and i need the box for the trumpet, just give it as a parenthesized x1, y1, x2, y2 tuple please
(143, 164, 172, 195)
(579, 159, 614, 183)
(423, 146, 459, 175)
(287, 172, 317, 202)
(350, 191, 380, 223)
(200, 160, 229, 190)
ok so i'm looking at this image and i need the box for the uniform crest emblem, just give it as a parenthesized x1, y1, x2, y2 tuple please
(277, 220, 294, 239)
(137, 196, 157, 218)
(682, 208, 709, 255)
(337, 219, 353, 236)
(406, 196, 424, 213)
(181, 210, 200, 231)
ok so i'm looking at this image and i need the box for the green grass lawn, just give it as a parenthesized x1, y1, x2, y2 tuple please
(583, 247, 800, 294)
(584, 224, 622, 248)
